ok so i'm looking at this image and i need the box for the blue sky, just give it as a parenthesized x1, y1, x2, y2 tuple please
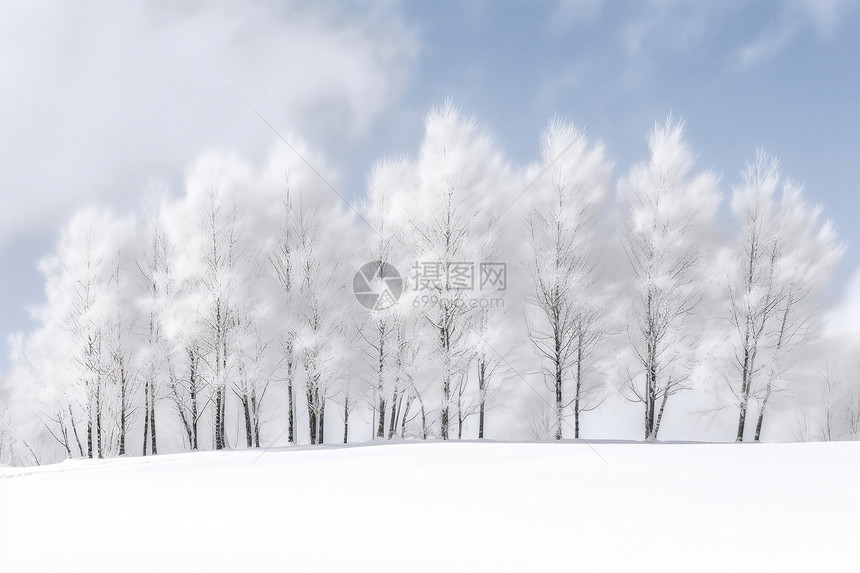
(338, 1, 859, 284)
(0, 0, 858, 374)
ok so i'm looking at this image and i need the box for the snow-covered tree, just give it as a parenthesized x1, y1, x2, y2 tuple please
(1, 104, 853, 463)
(725, 151, 783, 442)
(752, 181, 842, 441)
(294, 202, 344, 445)
(725, 151, 843, 441)
(619, 118, 720, 442)
(407, 102, 503, 440)
(268, 179, 300, 444)
(527, 119, 611, 440)
(137, 210, 172, 456)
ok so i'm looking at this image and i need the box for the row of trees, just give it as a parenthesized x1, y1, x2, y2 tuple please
(0, 104, 855, 465)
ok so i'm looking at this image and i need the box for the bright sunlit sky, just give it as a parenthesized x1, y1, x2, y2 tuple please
(0, 0, 858, 375)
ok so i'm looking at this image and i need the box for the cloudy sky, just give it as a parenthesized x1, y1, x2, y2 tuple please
(0, 0, 858, 374)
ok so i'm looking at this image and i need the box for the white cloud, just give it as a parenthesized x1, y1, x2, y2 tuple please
(0, 0, 416, 246)
(621, 2, 718, 59)
(737, 21, 800, 69)
(738, 0, 844, 68)
(800, 0, 843, 34)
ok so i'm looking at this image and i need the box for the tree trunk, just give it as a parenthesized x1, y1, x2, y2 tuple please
(69, 406, 84, 457)
(318, 398, 325, 444)
(251, 386, 261, 448)
(149, 380, 157, 454)
(644, 293, 657, 443)
(242, 394, 253, 448)
(307, 386, 317, 445)
(457, 388, 464, 440)
(555, 350, 563, 441)
(401, 396, 413, 438)
(214, 386, 225, 450)
(552, 318, 564, 441)
(118, 363, 127, 456)
(478, 359, 486, 439)
(343, 395, 350, 444)
(644, 337, 658, 442)
(376, 396, 386, 438)
(735, 401, 747, 442)
(754, 385, 773, 442)
(735, 346, 754, 442)
(190, 349, 199, 450)
(574, 338, 582, 439)
(142, 381, 150, 456)
(220, 384, 227, 448)
(95, 382, 103, 458)
(653, 390, 669, 440)
(286, 339, 295, 444)
(441, 325, 451, 441)
(388, 389, 399, 439)
(87, 412, 93, 459)
(376, 329, 386, 439)
(419, 394, 428, 440)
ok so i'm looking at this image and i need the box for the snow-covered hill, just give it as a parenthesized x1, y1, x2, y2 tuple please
(1, 441, 858, 572)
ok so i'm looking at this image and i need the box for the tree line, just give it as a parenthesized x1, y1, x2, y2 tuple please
(0, 103, 856, 465)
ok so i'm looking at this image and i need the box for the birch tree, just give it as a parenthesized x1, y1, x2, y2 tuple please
(752, 181, 842, 441)
(269, 180, 299, 444)
(234, 324, 270, 447)
(726, 152, 842, 441)
(294, 203, 343, 445)
(620, 118, 720, 442)
(198, 188, 246, 450)
(726, 152, 782, 442)
(105, 254, 142, 456)
(138, 213, 173, 456)
(409, 103, 492, 440)
(527, 120, 610, 440)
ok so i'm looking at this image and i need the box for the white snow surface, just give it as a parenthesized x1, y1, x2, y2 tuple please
(1, 441, 858, 572)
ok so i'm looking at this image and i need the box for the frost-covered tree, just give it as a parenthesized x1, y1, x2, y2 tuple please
(268, 179, 300, 444)
(57, 211, 141, 458)
(360, 308, 393, 438)
(2, 104, 854, 463)
(361, 100, 518, 442)
(412, 181, 476, 440)
(7, 209, 139, 460)
(472, 308, 502, 439)
(407, 102, 500, 440)
(725, 152, 783, 442)
(725, 151, 842, 441)
(620, 118, 720, 442)
(527, 120, 611, 440)
(198, 189, 246, 450)
(752, 181, 842, 441)
(234, 324, 270, 447)
(144, 202, 204, 452)
(390, 313, 422, 439)
(138, 211, 172, 456)
(104, 254, 143, 456)
(294, 202, 344, 445)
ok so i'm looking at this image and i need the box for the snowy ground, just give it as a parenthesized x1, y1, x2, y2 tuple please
(1, 441, 858, 572)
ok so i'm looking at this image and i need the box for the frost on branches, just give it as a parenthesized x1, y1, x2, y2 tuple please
(0, 106, 851, 465)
